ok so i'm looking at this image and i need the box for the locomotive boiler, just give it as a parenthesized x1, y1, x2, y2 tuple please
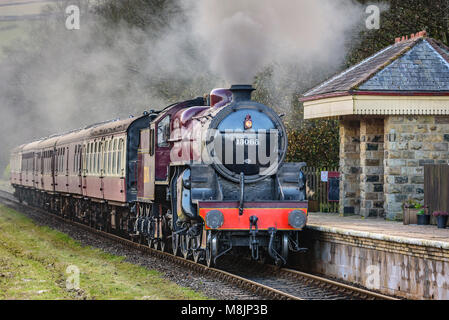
(10, 84, 308, 267)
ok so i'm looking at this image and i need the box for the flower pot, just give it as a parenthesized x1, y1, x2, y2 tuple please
(417, 215, 430, 225)
(404, 208, 419, 225)
(436, 216, 448, 229)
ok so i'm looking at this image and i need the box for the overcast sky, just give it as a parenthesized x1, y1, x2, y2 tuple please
(0, 0, 56, 17)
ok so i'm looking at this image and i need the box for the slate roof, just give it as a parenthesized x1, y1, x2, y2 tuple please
(302, 37, 449, 100)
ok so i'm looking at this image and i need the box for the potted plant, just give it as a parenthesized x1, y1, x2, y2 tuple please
(416, 206, 430, 225)
(432, 211, 449, 229)
(403, 199, 423, 225)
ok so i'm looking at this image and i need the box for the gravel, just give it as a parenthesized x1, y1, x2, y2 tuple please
(0, 192, 263, 300)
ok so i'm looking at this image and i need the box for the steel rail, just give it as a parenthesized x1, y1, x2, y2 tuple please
(0, 190, 398, 300)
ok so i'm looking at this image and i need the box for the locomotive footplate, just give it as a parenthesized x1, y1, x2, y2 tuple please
(198, 201, 308, 231)
(198, 201, 308, 264)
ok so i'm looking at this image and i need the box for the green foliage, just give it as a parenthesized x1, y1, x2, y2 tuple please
(94, 0, 182, 32)
(403, 198, 424, 209)
(283, 0, 448, 168)
(347, 0, 448, 67)
(285, 120, 339, 168)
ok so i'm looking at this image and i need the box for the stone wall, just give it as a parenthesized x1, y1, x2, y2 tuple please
(339, 115, 449, 220)
(293, 227, 449, 300)
(339, 120, 360, 215)
(384, 116, 449, 220)
(360, 119, 385, 218)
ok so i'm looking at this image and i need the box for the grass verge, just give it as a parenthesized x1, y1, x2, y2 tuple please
(0, 204, 208, 300)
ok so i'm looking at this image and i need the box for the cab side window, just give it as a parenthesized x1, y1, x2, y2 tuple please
(157, 116, 170, 147)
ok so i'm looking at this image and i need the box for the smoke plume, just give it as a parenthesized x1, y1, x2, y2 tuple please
(0, 0, 369, 169)
(185, 0, 364, 84)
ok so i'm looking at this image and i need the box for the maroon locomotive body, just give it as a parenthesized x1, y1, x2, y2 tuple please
(10, 85, 308, 266)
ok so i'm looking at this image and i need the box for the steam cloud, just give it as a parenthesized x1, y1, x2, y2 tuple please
(0, 0, 368, 169)
(186, 0, 364, 84)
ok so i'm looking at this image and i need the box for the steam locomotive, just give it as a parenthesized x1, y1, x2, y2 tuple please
(10, 85, 308, 266)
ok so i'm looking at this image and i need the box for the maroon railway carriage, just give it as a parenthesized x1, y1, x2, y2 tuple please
(11, 115, 150, 232)
(11, 85, 308, 266)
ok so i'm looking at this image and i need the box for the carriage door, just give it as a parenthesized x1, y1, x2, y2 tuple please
(99, 141, 105, 199)
(82, 144, 88, 197)
(40, 152, 44, 189)
(51, 148, 56, 192)
(32, 152, 37, 188)
(148, 123, 156, 200)
(77, 145, 83, 194)
(65, 146, 69, 192)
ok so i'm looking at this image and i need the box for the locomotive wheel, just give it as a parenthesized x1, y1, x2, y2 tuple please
(160, 216, 169, 252)
(193, 249, 202, 263)
(153, 238, 159, 250)
(138, 235, 145, 245)
(192, 236, 203, 263)
(276, 233, 289, 266)
(172, 233, 180, 256)
(180, 234, 190, 259)
(205, 231, 218, 268)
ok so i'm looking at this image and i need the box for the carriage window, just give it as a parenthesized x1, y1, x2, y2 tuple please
(157, 116, 170, 147)
(90, 143, 94, 174)
(103, 141, 108, 175)
(108, 140, 112, 175)
(56, 149, 59, 172)
(97, 142, 101, 174)
(93, 142, 97, 174)
(61, 148, 63, 172)
(77, 145, 81, 174)
(112, 139, 117, 175)
(98, 142, 103, 175)
(59, 149, 62, 172)
(86, 144, 89, 174)
(73, 146, 77, 173)
(76, 145, 79, 173)
(83, 145, 87, 175)
(87, 143, 91, 174)
(117, 139, 124, 175)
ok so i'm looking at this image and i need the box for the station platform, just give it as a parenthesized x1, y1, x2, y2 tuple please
(292, 212, 449, 300)
(308, 212, 449, 248)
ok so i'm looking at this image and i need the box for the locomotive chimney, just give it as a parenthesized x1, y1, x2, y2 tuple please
(230, 84, 255, 102)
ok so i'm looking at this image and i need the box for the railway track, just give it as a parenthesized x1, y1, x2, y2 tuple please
(0, 189, 398, 300)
